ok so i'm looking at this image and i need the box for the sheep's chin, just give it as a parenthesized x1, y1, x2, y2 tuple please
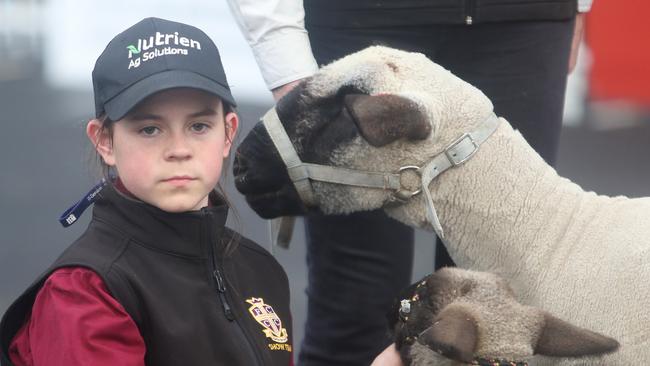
(313, 182, 393, 215)
(407, 342, 458, 366)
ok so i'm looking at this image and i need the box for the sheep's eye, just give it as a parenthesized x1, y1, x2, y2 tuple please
(323, 85, 368, 119)
(336, 84, 367, 98)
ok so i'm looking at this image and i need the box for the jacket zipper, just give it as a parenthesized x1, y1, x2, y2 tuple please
(213, 268, 234, 320)
(464, 0, 475, 24)
(202, 209, 264, 366)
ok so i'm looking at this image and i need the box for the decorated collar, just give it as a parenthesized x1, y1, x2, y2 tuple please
(398, 279, 528, 366)
(472, 359, 528, 366)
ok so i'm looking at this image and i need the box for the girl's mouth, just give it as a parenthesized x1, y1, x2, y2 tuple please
(162, 176, 197, 186)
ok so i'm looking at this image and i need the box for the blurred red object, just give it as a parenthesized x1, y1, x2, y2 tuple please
(587, 0, 650, 106)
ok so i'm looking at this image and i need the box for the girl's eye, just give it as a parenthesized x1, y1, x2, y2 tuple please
(191, 123, 211, 133)
(139, 126, 160, 136)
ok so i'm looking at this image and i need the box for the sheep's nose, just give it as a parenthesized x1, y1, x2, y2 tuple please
(234, 122, 311, 218)
(233, 122, 288, 194)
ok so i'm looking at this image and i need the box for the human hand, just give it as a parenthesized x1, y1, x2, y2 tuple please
(271, 79, 305, 101)
(370, 343, 404, 366)
(568, 12, 586, 73)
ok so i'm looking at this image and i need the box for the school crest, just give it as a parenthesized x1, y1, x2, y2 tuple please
(246, 297, 289, 343)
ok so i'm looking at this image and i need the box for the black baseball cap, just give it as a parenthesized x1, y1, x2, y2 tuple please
(92, 17, 236, 121)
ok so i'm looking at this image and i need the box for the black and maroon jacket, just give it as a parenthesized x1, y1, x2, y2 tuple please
(1, 185, 293, 366)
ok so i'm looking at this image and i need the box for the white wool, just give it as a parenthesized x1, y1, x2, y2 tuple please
(303, 46, 649, 365)
(439, 269, 544, 359)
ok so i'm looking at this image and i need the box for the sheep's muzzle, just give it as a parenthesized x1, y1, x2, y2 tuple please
(233, 120, 309, 219)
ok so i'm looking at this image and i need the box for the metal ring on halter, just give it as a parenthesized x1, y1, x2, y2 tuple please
(390, 165, 422, 203)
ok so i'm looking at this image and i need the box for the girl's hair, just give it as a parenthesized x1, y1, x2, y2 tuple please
(216, 103, 243, 256)
(93, 114, 116, 180)
(91, 100, 242, 255)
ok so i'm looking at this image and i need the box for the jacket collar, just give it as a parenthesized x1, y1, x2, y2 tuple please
(92, 184, 229, 258)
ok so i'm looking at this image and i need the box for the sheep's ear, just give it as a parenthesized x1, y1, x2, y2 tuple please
(534, 312, 619, 357)
(343, 94, 431, 147)
(417, 303, 478, 363)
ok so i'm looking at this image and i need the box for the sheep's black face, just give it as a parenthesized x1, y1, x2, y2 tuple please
(389, 268, 621, 366)
(235, 73, 433, 218)
(233, 81, 366, 218)
(233, 122, 307, 218)
(388, 269, 479, 365)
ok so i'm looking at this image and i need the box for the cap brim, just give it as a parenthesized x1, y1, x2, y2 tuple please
(104, 69, 237, 121)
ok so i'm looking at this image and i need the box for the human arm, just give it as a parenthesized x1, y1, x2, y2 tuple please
(271, 79, 305, 101)
(577, 0, 592, 12)
(225, 0, 318, 99)
(370, 343, 404, 366)
(569, 0, 592, 73)
(9, 267, 145, 366)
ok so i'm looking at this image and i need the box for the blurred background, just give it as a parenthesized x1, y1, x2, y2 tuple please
(1, 0, 649, 361)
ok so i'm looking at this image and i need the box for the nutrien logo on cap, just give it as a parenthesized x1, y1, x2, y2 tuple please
(126, 31, 201, 69)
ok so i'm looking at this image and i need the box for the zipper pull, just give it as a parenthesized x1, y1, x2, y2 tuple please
(213, 269, 235, 321)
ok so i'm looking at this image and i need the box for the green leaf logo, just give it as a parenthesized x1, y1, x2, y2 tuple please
(126, 45, 140, 54)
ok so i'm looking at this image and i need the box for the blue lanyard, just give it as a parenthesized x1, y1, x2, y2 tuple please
(58, 179, 108, 227)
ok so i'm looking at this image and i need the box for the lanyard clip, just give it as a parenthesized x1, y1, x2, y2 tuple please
(58, 179, 107, 227)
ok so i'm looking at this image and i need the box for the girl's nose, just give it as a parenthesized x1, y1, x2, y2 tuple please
(164, 134, 192, 161)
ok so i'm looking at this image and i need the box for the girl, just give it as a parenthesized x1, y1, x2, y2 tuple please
(0, 17, 293, 366)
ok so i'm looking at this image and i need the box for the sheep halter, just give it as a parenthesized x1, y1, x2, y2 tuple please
(418, 113, 501, 238)
(262, 107, 501, 239)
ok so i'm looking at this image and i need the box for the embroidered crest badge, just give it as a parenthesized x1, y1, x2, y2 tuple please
(246, 297, 289, 343)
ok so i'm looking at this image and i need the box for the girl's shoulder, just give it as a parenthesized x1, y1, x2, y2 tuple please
(7, 267, 145, 366)
(223, 228, 289, 282)
(224, 228, 272, 256)
(32, 267, 129, 327)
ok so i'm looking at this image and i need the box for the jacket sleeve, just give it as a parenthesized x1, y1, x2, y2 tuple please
(226, 0, 318, 90)
(8, 267, 145, 366)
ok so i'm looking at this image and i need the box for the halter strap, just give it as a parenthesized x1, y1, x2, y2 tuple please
(263, 108, 404, 205)
(261, 106, 500, 245)
(419, 113, 501, 238)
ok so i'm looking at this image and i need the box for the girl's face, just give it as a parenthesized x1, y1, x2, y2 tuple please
(88, 88, 238, 212)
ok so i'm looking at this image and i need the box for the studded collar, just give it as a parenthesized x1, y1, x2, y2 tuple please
(397, 278, 528, 366)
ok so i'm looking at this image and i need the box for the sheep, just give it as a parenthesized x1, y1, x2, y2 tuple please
(388, 267, 618, 366)
(233, 45, 650, 365)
